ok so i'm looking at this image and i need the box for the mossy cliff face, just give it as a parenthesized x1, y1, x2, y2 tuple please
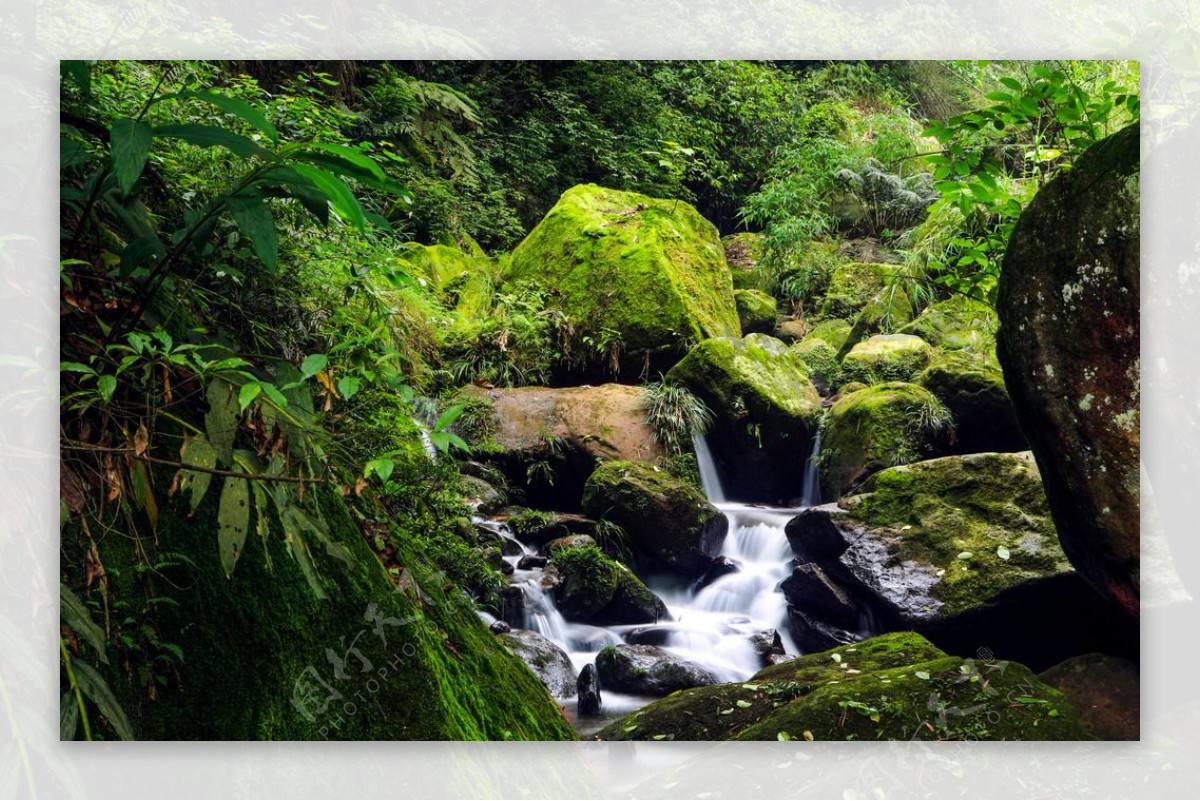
(819, 381, 951, 499)
(507, 184, 740, 377)
(70, 482, 575, 741)
(997, 123, 1140, 618)
(595, 632, 1091, 741)
(581, 461, 725, 576)
(396, 242, 496, 324)
(669, 334, 821, 502)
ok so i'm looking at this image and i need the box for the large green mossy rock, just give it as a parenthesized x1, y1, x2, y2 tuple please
(804, 318, 852, 352)
(596, 632, 1091, 741)
(998, 123, 1141, 618)
(792, 337, 841, 391)
(820, 381, 952, 498)
(918, 350, 1027, 454)
(397, 242, 496, 324)
(507, 184, 739, 376)
(669, 334, 821, 502)
(897, 294, 997, 352)
(734, 288, 778, 334)
(69, 480, 575, 741)
(839, 334, 933, 386)
(548, 544, 671, 625)
(817, 261, 890, 320)
(837, 288, 914, 357)
(581, 461, 725, 576)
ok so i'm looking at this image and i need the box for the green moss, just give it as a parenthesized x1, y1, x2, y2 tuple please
(820, 381, 951, 498)
(597, 632, 1090, 741)
(839, 334, 934, 385)
(844, 452, 1072, 618)
(669, 334, 821, 430)
(734, 288, 778, 334)
(506, 184, 739, 371)
(804, 318, 852, 352)
(723, 231, 766, 291)
(551, 545, 620, 620)
(897, 295, 997, 352)
(69, 480, 575, 741)
(792, 337, 841, 388)
(838, 288, 914, 357)
(818, 262, 890, 320)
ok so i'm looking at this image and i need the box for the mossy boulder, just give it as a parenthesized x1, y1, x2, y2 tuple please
(837, 288, 914, 357)
(897, 294, 997, 352)
(550, 544, 671, 625)
(734, 288, 778, 334)
(581, 460, 726, 575)
(499, 629, 578, 698)
(817, 261, 890, 320)
(669, 334, 822, 502)
(918, 350, 1027, 454)
(820, 381, 952, 498)
(804, 318, 852, 352)
(457, 383, 664, 509)
(791, 337, 841, 392)
(66, 480, 575, 740)
(595, 644, 719, 696)
(596, 632, 1091, 741)
(507, 184, 740, 377)
(997, 123, 1140, 618)
(839, 334, 934, 386)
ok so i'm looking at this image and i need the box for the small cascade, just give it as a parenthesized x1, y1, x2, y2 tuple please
(692, 433, 726, 504)
(800, 418, 824, 508)
(413, 419, 439, 462)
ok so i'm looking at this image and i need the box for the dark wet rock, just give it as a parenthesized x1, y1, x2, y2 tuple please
(489, 620, 512, 634)
(577, 663, 603, 716)
(1039, 653, 1139, 740)
(997, 123, 1140, 618)
(499, 629, 577, 698)
(595, 644, 719, 696)
(694, 555, 741, 591)
(499, 585, 526, 627)
(918, 350, 1027, 454)
(459, 474, 505, 515)
(748, 629, 786, 666)
(786, 606, 862, 653)
(582, 460, 727, 575)
(784, 504, 854, 561)
(780, 562, 859, 630)
(517, 554, 549, 570)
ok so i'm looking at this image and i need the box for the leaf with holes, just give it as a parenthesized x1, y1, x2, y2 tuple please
(179, 434, 217, 513)
(217, 476, 250, 577)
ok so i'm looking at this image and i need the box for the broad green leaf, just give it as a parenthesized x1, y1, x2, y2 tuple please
(366, 458, 395, 483)
(300, 353, 328, 379)
(61, 690, 81, 741)
(238, 381, 262, 412)
(337, 375, 360, 400)
(217, 476, 250, 577)
(258, 381, 288, 408)
(204, 380, 238, 466)
(985, 91, 1012, 103)
(253, 166, 329, 225)
(179, 434, 217, 513)
(109, 119, 152, 196)
(119, 234, 166, 278)
(269, 487, 327, 599)
(289, 163, 365, 228)
(295, 142, 388, 184)
(434, 403, 465, 432)
(97, 374, 117, 403)
(72, 660, 135, 740)
(153, 123, 261, 158)
(206, 357, 253, 372)
(736, 699, 752, 708)
(60, 362, 96, 375)
(999, 76, 1022, 92)
(61, 60, 91, 96)
(225, 191, 278, 272)
(60, 584, 107, 664)
(171, 91, 279, 143)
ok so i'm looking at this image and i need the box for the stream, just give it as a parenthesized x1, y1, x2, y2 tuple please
(480, 435, 817, 736)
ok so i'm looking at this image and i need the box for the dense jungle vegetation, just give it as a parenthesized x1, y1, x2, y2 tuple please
(59, 59, 1138, 740)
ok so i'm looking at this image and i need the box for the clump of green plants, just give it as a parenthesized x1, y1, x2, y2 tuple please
(833, 159, 939, 235)
(891, 394, 955, 465)
(640, 378, 713, 453)
(442, 283, 565, 388)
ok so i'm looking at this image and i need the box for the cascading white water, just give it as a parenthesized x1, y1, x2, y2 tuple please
(800, 421, 823, 507)
(692, 434, 727, 504)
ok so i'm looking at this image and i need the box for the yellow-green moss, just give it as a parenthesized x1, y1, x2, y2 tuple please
(840, 334, 934, 385)
(898, 295, 997, 352)
(818, 261, 890, 320)
(804, 318, 852, 352)
(734, 288, 778, 334)
(792, 337, 841, 388)
(837, 288, 914, 357)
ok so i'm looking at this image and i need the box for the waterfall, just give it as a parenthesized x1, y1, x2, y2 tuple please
(800, 419, 823, 508)
(414, 420, 438, 462)
(692, 434, 727, 504)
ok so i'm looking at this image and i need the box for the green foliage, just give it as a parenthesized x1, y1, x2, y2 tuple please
(441, 283, 565, 388)
(640, 378, 714, 454)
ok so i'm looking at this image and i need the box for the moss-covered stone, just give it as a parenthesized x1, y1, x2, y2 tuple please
(506, 184, 740, 376)
(69, 478, 575, 741)
(581, 460, 725, 575)
(669, 334, 822, 501)
(917, 350, 1027, 454)
(898, 294, 997, 352)
(837, 288, 914, 357)
(734, 288, 778, 335)
(817, 262, 890, 320)
(396, 242, 497, 323)
(596, 632, 1090, 741)
(843, 452, 1073, 620)
(550, 544, 670, 624)
(723, 231, 765, 291)
(804, 318, 852, 352)
(792, 337, 841, 390)
(839, 334, 934, 386)
(820, 381, 952, 498)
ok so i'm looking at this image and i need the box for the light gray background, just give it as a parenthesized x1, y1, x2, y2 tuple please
(3, 0, 1196, 797)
